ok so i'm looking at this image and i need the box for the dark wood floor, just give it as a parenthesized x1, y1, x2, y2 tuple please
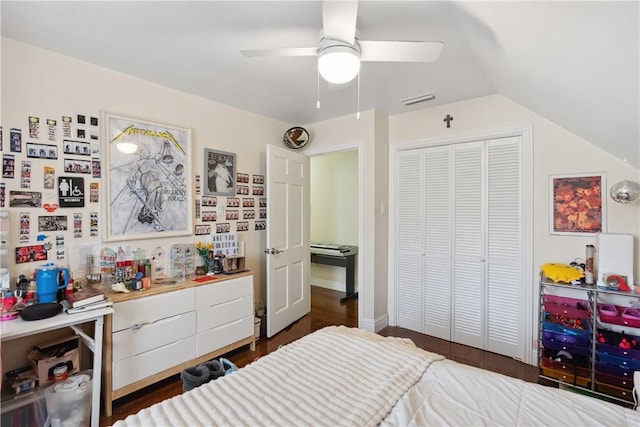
(100, 286, 537, 426)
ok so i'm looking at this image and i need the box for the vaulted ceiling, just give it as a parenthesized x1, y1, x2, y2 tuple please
(2, 1, 638, 167)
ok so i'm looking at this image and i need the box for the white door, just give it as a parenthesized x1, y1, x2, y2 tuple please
(266, 144, 310, 337)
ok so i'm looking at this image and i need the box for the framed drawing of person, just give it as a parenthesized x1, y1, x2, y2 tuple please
(103, 111, 193, 241)
(204, 149, 236, 197)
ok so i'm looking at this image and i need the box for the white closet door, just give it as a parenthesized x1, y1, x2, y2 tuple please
(423, 146, 452, 340)
(486, 136, 523, 358)
(395, 150, 424, 331)
(451, 141, 486, 349)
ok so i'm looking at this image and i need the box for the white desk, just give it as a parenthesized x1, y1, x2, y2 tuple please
(1, 307, 113, 427)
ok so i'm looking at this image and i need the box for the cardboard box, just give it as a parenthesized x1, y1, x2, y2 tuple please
(222, 256, 245, 272)
(28, 335, 80, 386)
(5, 366, 39, 394)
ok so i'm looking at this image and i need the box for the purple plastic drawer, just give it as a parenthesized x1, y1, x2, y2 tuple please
(596, 343, 640, 359)
(542, 338, 591, 357)
(597, 362, 635, 378)
(597, 352, 640, 370)
(544, 295, 590, 318)
(542, 330, 589, 347)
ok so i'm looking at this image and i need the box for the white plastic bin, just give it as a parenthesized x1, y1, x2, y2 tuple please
(45, 370, 92, 427)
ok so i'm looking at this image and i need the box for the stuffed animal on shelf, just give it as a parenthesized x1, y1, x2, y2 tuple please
(541, 263, 585, 283)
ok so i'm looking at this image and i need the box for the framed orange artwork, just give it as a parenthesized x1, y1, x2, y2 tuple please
(549, 172, 606, 235)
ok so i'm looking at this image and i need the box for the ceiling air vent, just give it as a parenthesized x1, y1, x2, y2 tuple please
(401, 93, 436, 106)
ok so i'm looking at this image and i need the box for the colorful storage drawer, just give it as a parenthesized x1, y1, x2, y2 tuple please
(595, 371, 634, 389)
(542, 338, 591, 357)
(542, 326, 591, 347)
(597, 303, 640, 328)
(541, 366, 590, 387)
(543, 294, 590, 318)
(597, 352, 640, 370)
(595, 381, 635, 401)
(541, 357, 591, 378)
(596, 328, 640, 358)
(596, 362, 635, 378)
(543, 312, 589, 331)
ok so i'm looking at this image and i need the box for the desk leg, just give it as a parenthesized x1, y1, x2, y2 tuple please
(91, 316, 104, 427)
(340, 254, 358, 304)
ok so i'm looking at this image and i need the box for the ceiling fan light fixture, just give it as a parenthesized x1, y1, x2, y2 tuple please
(318, 45, 360, 84)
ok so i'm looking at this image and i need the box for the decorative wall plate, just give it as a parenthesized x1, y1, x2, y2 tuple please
(283, 127, 310, 149)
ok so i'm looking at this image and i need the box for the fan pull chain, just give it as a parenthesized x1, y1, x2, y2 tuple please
(356, 72, 360, 120)
(316, 68, 321, 109)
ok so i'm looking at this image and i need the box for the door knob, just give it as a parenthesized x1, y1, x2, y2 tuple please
(270, 248, 283, 255)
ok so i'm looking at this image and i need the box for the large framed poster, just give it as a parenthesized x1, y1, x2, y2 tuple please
(104, 112, 193, 241)
(549, 172, 606, 235)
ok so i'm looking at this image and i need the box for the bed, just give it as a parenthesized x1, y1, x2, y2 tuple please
(114, 326, 640, 426)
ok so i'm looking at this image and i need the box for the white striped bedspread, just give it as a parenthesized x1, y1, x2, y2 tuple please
(113, 326, 443, 427)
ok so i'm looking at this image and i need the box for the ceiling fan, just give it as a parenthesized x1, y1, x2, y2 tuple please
(240, 0, 444, 85)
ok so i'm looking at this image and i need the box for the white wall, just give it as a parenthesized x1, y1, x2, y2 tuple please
(389, 94, 640, 279)
(305, 111, 389, 331)
(310, 151, 358, 291)
(1, 38, 290, 311)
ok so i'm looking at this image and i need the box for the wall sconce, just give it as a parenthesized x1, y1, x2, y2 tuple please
(610, 158, 640, 204)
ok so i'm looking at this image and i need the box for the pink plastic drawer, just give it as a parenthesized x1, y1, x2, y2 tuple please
(543, 294, 590, 319)
(597, 304, 640, 328)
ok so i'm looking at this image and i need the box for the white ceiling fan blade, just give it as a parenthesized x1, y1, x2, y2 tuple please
(322, 0, 358, 44)
(359, 40, 444, 62)
(240, 47, 318, 57)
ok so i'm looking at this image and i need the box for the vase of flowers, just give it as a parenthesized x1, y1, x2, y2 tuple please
(195, 241, 213, 274)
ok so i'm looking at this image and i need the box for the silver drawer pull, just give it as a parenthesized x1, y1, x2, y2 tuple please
(131, 321, 150, 330)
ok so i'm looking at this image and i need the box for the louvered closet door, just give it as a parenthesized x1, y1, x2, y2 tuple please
(395, 150, 424, 331)
(486, 136, 523, 358)
(422, 146, 452, 340)
(451, 141, 486, 349)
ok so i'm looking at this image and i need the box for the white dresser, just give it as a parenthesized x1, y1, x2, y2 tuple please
(103, 273, 254, 416)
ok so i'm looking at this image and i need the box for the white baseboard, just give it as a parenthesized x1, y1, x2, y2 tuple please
(360, 314, 389, 333)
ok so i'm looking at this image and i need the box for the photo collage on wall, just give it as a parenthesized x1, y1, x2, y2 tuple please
(1, 112, 102, 263)
(195, 169, 266, 234)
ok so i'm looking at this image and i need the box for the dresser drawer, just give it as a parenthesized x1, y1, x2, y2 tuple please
(196, 276, 252, 310)
(112, 311, 196, 362)
(196, 315, 253, 357)
(197, 293, 253, 333)
(113, 287, 195, 332)
(113, 335, 195, 390)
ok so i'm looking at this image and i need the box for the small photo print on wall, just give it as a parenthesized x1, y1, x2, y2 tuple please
(10, 128, 22, 153)
(227, 197, 240, 208)
(64, 158, 91, 174)
(28, 116, 40, 139)
(47, 119, 57, 141)
(38, 215, 68, 232)
(255, 220, 265, 230)
(16, 244, 48, 264)
(237, 221, 249, 232)
(63, 139, 91, 156)
(195, 224, 211, 235)
(62, 116, 72, 138)
(236, 185, 249, 195)
(216, 223, 230, 233)
(236, 173, 249, 183)
(202, 196, 217, 207)
(26, 143, 58, 159)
